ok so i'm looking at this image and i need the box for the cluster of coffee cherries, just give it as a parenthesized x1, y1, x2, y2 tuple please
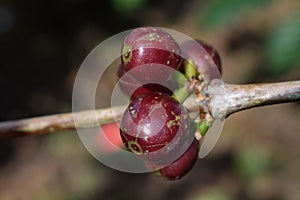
(117, 27, 222, 180)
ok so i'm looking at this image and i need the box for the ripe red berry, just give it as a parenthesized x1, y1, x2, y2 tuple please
(121, 27, 182, 83)
(157, 138, 199, 180)
(117, 64, 172, 100)
(120, 92, 190, 161)
(180, 39, 222, 80)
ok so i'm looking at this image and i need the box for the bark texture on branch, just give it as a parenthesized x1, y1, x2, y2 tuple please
(0, 81, 299, 139)
(209, 80, 300, 118)
(0, 106, 126, 139)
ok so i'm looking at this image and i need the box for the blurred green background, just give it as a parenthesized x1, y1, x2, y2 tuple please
(0, 0, 300, 199)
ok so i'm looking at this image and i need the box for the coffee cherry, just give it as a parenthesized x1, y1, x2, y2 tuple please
(180, 39, 222, 80)
(121, 27, 182, 83)
(117, 64, 172, 100)
(157, 138, 199, 180)
(120, 92, 190, 160)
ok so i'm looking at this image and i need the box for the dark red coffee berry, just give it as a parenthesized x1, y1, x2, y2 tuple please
(121, 27, 182, 83)
(117, 64, 172, 100)
(120, 92, 190, 160)
(180, 39, 222, 80)
(157, 138, 199, 180)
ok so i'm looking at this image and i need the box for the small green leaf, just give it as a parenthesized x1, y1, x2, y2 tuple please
(197, 121, 210, 136)
(174, 71, 187, 86)
(185, 59, 197, 79)
(172, 86, 189, 103)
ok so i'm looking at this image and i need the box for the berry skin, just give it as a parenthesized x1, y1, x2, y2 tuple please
(117, 64, 172, 100)
(121, 27, 182, 83)
(180, 39, 222, 80)
(120, 92, 190, 160)
(157, 138, 199, 180)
